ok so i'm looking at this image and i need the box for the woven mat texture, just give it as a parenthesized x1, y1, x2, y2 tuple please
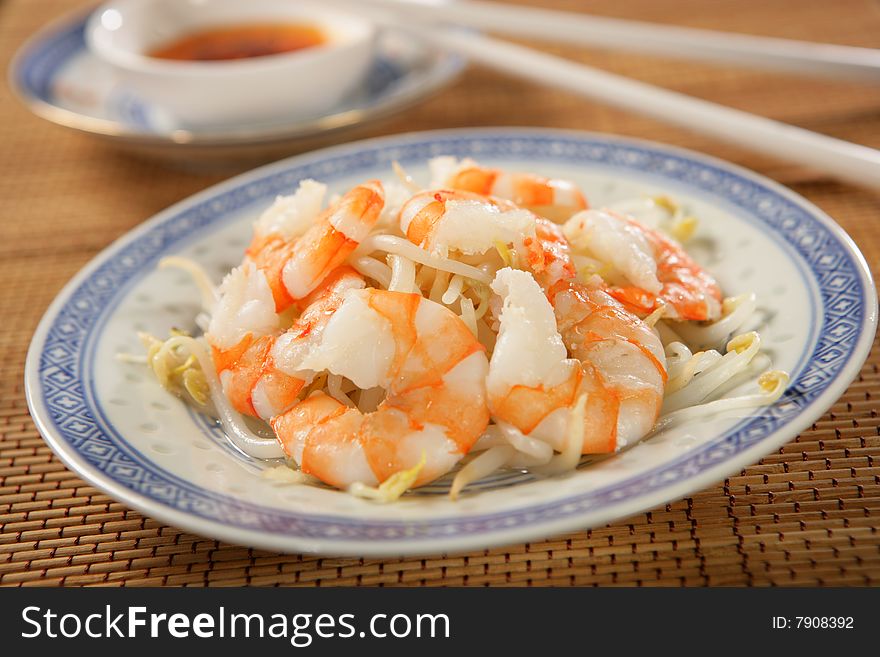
(2, 0, 880, 587)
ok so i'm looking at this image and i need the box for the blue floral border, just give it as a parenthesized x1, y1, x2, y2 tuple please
(34, 132, 871, 542)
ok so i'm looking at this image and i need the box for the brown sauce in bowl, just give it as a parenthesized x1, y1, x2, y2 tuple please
(148, 23, 325, 62)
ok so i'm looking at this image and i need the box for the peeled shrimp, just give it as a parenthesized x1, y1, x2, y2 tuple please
(418, 197, 667, 446)
(551, 280, 668, 446)
(527, 216, 577, 290)
(563, 209, 722, 321)
(524, 215, 668, 439)
(206, 264, 365, 419)
(398, 189, 536, 258)
(397, 189, 579, 294)
(271, 288, 490, 490)
(246, 179, 384, 312)
(431, 157, 588, 221)
(488, 268, 666, 454)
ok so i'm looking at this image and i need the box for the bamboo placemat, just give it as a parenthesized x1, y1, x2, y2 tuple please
(2, 0, 879, 586)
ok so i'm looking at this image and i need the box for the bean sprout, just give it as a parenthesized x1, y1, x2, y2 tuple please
(358, 234, 492, 284)
(158, 256, 218, 310)
(387, 254, 418, 293)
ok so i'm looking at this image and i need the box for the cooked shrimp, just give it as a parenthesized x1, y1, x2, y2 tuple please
(563, 209, 722, 321)
(552, 280, 668, 446)
(270, 288, 490, 489)
(517, 210, 668, 429)
(246, 179, 384, 312)
(488, 268, 666, 454)
(528, 216, 577, 290)
(398, 189, 536, 257)
(431, 156, 588, 221)
(397, 189, 578, 292)
(207, 263, 364, 419)
(493, 207, 667, 447)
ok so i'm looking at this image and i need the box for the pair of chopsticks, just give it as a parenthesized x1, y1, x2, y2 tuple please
(331, 0, 880, 189)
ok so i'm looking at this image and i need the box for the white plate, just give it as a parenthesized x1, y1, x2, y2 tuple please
(25, 128, 877, 556)
(9, 6, 463, 161)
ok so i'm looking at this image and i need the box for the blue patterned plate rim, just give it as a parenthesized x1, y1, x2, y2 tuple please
(25, 128, 878, 556)
(8, 5, 465, 147)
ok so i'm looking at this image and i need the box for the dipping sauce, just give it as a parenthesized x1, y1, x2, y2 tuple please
(148, 23, 325, 62)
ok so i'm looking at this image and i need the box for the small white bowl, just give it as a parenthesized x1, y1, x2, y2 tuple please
(86, 0, 376, 127)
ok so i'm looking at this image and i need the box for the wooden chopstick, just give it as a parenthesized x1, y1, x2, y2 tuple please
(351, 0, 880, 82)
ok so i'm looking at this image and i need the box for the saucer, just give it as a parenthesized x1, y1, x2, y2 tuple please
(9, 6, 465, 163)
